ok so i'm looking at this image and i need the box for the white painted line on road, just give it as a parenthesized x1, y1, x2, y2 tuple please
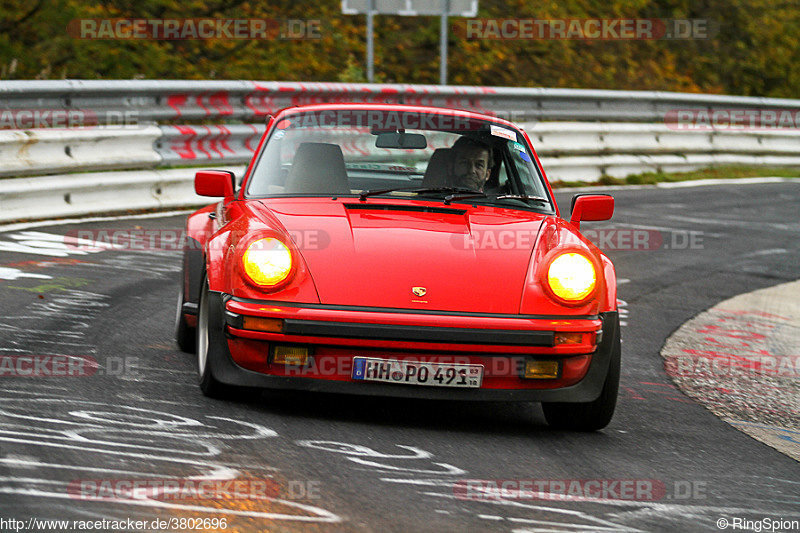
(0, 267, 52, 281)
(0, 210, 193, 234)
(556, 177, 797, 193)
(740, 248, 788, 258)
(609, 222, 724, 239)
(656, 177, 792, 188)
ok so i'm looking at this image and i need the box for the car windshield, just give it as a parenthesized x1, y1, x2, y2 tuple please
(246, 108, 552, 210)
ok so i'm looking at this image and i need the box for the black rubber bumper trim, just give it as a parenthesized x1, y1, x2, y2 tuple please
(206, 288, 619, 403)
(228, 296, 600, 321)
(280, 319, 554, 346)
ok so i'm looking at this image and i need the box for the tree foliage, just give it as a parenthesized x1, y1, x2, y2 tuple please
(0, 0, 797, 97)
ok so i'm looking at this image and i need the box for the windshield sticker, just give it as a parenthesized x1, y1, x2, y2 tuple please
(490, 125, 517, 141)
(512, 141, 526, 152)
(518, 150, 532, 162)
(275, 119, 292, 129)
(272, 130, 285, 140)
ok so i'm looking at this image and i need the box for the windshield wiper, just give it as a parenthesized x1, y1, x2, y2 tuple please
(359, 186, 477, 201)
(442, 192, 551, 206)
(359, 186, 416, 201)
(493, 194, 550, 204)
(357, 187, 550, 208)
(442, 190, 487, 205)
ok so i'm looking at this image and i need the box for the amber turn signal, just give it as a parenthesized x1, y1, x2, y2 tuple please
(554, 332, 584, 345)
(242, 316, 284, 333)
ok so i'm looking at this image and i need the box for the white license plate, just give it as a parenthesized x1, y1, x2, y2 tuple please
(351, 357, 483, 388)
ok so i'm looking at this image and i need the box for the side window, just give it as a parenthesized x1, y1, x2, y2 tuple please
(508, 143, 546, 197)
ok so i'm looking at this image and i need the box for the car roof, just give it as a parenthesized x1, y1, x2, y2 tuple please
(272, 103, 521, 130)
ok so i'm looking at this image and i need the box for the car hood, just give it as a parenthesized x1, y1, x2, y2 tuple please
(253, 199, 547, 313)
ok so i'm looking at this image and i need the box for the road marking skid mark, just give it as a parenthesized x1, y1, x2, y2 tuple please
(349, 457, 466, 475)
(296, 441, 466, 475)
(388, 476, 800, 531)
(0, 457, 212, 478)
(421, 491, 646, 532)
(303, 441, 640, 531)
(0, 398, 341, 523)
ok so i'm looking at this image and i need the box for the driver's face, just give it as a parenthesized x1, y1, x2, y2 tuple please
(452, 147, 490, 191)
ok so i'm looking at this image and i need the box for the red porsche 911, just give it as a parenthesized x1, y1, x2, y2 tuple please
(175, 103, 620, 431)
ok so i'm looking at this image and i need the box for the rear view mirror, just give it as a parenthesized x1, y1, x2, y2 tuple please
(569, 194, 614, 230)
(375, 132, 427, 149)
(195, 170, 235, 197)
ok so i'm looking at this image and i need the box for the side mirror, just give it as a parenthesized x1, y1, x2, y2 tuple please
(195, 170, 235, 197)
(569, 194, 614, 230)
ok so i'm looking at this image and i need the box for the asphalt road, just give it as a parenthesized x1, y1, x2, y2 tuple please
(0, 181, 798, 533)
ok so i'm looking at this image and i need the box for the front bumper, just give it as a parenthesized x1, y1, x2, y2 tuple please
(205, 292, 619, 402)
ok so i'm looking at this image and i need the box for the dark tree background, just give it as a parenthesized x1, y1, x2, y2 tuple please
(1, 0, 797, 97)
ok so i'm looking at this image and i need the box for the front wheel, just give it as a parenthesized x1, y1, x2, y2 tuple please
(541, 328, 621, 431)
(196, 277, 236, 399)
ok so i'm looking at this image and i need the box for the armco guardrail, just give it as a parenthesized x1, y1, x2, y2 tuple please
(2, 80, 800, 222)
(6, 121, 800, 178)
(4, 80, 800, 124)
(525, 122, 800, 181)
(0, 166, 244, 222)
(0, 125, 162, 177)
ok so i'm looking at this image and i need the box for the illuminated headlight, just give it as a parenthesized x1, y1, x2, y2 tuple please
(242, 238, 293, 287)
(546, 252, 597, 302)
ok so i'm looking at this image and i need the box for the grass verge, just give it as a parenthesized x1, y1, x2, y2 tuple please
(549, 166, 800, 188)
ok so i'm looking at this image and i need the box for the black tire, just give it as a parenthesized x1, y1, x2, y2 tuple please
(174, 284, 196, 353)
(196, 277, 237, 399)
(541, 328, 621, 431)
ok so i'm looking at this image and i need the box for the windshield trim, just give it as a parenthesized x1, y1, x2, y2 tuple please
(242, 108, 555, 214)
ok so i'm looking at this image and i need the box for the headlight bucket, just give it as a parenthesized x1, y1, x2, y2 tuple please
(239, 234, 296, 291)
(541, 249, 599, 306)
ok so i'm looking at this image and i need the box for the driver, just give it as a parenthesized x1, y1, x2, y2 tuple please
(450, 136, 493, 192)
